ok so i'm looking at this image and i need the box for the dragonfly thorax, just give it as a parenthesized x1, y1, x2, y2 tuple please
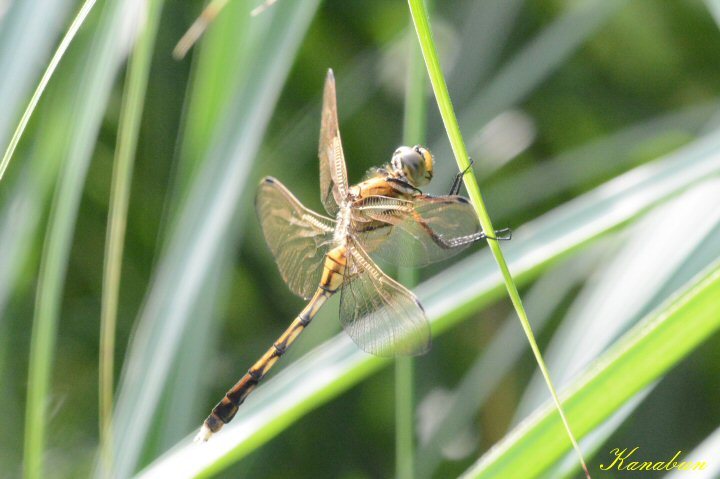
(334, 204, 352, 244)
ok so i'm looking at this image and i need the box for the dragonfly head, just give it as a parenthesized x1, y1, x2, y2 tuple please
(391, 145, 434, 187)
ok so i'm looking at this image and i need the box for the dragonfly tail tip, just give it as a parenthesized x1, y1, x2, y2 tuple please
(194, 424, 213, 443)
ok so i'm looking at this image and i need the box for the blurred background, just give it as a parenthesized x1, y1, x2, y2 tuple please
(2, 0, 720, 477)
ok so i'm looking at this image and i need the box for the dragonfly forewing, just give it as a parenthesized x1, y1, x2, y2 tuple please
(256, 177, 336, 299)
(319, 69, 349, 215)
(353, 194, 485, 267)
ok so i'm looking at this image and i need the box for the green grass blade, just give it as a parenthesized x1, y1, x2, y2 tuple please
(402, 33, 429, 146)
(514, 180, 720, 478)
(396, 21, 429, 479)
(263, 50, 387, 188)
(0, 0, 98, 182)
(663, 425, 720, 479)
(704, 0, 720, 26)
(431, 0, 627, 183)
(0, 125, 65, 319)
(459, 0, 626, 129)
(460, 260, 720, 479)
(518, 181, 720, 416)
(415, 251, 602, 478)
(0, 0, 73, 150)
(149, 0, 255, 454)
(488, 101, 717, 220)
(151, 252, 232, 452)
(99, 0, 165, 474)
(137, 124, 720, 477)
(395, 356, 415, 479)
(448, 0, 524, 103)
(406, 0, 590, 476)
(23, 1, 145, 477)
(0, 0, 80, 320)
(109, 2, 320, 476)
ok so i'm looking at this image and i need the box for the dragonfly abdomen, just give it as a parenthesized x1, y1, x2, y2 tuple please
(195, 252, 347, 442)
(320, 246, 347, 292)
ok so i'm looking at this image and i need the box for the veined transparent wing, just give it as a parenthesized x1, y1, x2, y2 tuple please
(339, 239, 431, 357)
(318, 69, 349, 216)
(352, 194, 483, 267)
(256, 177, 336, 299)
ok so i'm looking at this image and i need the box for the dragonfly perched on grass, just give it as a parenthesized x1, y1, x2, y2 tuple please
(195, 69, 510, 442)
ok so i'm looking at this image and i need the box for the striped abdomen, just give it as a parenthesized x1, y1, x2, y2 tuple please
(196, 247, 346, 441)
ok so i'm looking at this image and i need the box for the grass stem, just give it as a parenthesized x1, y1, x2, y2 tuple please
(395, 355, 415, 479)
(406, 1, 591, 477)
(23, 1, 139, 476)
(0, 0, 98, 183)
(395, 21, 429, 479)
(98, 0, 165, 475)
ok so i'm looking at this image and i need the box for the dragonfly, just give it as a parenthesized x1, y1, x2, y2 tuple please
(195, 69, 510, 442)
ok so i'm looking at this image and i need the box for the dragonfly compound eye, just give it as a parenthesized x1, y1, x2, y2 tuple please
(415, 145, 434, 184)
(392, 145, 434, 187)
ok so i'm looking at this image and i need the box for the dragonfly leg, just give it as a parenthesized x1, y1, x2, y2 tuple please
(448, 159, 475, 195)
(484, 227, 512, 241)
(387, 177, 422, 195)
(439, 227, 512, 247)
(408, 206, 511, 250)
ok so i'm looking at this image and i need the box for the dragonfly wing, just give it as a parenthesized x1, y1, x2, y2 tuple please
(319, 69, 349, 216)
(354, 194, 482, 267)
(256, 177, 336, 299)
(339, 239, 431, 357)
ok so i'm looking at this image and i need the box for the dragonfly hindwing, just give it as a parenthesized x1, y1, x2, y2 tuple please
(256, 177, 336, 299)
(338, 240, 430, 357)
